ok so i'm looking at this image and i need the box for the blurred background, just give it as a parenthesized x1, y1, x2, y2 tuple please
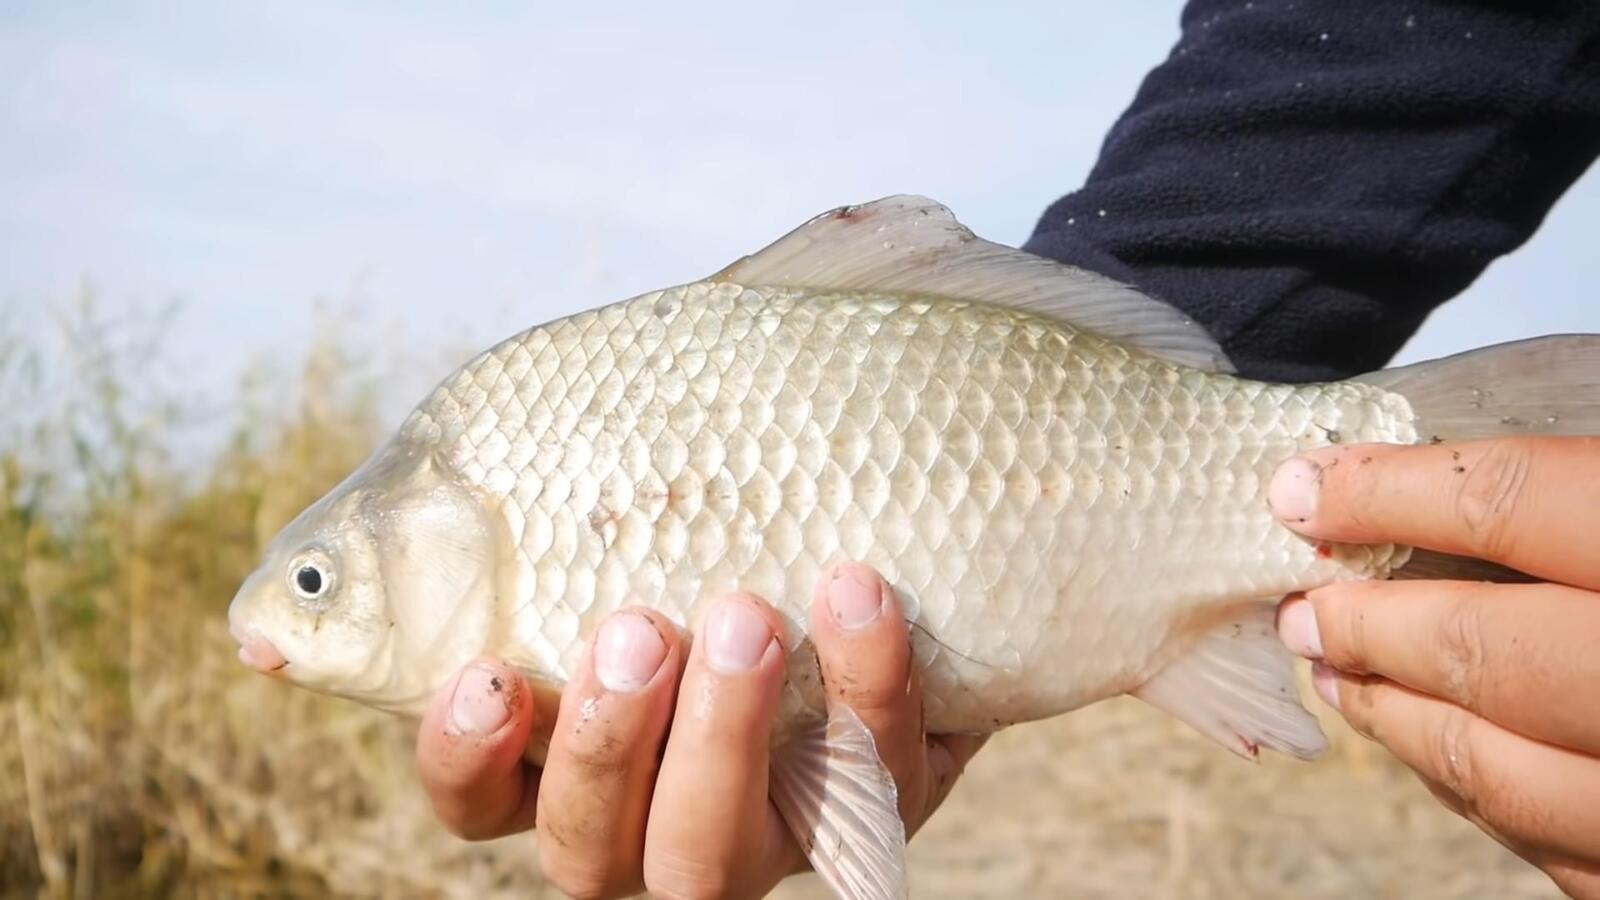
(2, 2, 1592, 897)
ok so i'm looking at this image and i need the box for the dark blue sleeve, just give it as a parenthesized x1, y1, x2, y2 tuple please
(1023, 0, 1600, 382)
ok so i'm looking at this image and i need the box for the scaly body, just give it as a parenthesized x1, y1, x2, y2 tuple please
(402, 282, 1414, 735)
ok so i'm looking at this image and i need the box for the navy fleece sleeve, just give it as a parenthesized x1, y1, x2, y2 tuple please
(1024, 0, 1600, 382)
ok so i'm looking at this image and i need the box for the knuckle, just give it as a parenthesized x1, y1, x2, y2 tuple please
(644, 853, 739, 900)
(1432, 716, 1547, 847)
(1454, 441, 1533, 559)
(1434, 708, 1479, 801)
(542, 857, 626, 900)
(558, 733, 632, 783)
(538, 821, 636, 900)
(1318, 586, 1372, 674)
(1435, 599, 1489, 709)
(1340, 677, 1383, 741)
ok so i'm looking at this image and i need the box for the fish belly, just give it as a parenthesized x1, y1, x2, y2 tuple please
(404, 282, 1418, 735)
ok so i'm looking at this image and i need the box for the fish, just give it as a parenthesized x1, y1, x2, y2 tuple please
(227, 195, 1600, 900)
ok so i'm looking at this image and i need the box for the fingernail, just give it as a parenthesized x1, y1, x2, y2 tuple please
(827, 565, 884, 631)
(594, 611, 667, 693)
(1277, 598, 1324, 659)
(1269, 457, 1321, 524)
(1311, 662, 1341, 710)
(705, 599, 773, 674)
(449, 663, 511, 736)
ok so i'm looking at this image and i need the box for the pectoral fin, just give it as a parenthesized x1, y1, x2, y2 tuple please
(1133, 602, 1328, 761)
(769, 705, 908, 900)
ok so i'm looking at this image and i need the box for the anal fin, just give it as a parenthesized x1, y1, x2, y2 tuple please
(769, 705, 908, 900)
(1133, 603, 1328, 761)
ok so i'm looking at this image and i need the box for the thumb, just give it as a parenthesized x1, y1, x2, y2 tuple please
(415, 658, 542, 840)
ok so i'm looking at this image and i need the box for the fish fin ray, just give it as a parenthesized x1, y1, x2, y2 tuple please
(769, 704, 908, 900)
(1133, 602, 1327, 761)
(711, 195, 1233, 372)
(1353, 334, 1600, 440)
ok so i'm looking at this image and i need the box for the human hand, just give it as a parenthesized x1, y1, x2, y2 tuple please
(1269, 437, 1600, 898)
(413, 562, 985, 899)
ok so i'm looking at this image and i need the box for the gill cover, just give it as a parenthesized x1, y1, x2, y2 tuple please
(367, 450, 500, 710)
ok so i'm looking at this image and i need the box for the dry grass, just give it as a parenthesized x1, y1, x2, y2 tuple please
(0, 301, 1559, 899)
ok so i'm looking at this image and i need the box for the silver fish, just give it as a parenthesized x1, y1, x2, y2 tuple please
(228, 195, 1599, 899)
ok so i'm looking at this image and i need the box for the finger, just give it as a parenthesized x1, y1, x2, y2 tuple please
(1416, 772, 1550, 865)
(1278, 581, 1600, 753)
(1544, 858, 1600, 899)
(1267, 437, 1600, 588)
(415, 658, 541, 841)
(1317, 664, 1600, 865)
(644, 594, 797, 899)
(809, 563, 930, 825)
(1414, 773, 1600, 895)
(1419, 768, 1600, 899)
(535, 608, 681, 900)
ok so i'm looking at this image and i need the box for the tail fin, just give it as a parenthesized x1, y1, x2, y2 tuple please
(1356, 334, 1600, 583)
(1354, 334, 1600, 442)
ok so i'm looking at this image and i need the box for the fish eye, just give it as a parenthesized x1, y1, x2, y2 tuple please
(296, 565, 324, 596)
(287, 551, 335, 603)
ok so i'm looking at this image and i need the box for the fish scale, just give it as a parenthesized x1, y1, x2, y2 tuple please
(402, 280, 1412, 732)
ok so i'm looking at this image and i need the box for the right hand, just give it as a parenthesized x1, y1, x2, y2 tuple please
(413, 562, 986, 899)
(1270, 437, 1600, 898)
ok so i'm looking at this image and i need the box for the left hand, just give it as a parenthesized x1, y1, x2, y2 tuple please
(1268, 437, 1600, 899)
(411, 562, 984, 899)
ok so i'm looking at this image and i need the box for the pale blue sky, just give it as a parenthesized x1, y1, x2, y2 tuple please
(5, 1, 1598, 437)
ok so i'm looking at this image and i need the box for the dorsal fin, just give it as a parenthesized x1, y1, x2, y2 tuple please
(712, 195, 1233, 373)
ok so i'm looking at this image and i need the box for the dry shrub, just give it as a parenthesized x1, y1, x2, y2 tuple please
(0, 300, 529, 898)
(0, 300, 1559, 899)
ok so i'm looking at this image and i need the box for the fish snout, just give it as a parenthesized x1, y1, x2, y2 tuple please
(230, 619, 289, 674)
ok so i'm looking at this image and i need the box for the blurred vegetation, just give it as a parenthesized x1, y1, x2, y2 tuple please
(0, 296, 1557, 899)
(0, 297, 519, 898)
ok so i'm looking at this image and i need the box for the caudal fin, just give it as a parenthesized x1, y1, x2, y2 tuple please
(1355, 334, 1600, 583)
(1353, 334, 1600, 442)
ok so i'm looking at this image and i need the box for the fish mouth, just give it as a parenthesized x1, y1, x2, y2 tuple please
(229, 620, 289, 675)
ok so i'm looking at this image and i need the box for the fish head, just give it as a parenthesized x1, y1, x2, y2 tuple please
(228, 442, 499, 715)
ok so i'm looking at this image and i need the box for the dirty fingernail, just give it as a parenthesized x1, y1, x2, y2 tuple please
(594, 611, 667, 693)
(449, 663, 511, 736)
(1269, 457, 1321, 524)
(1277, 598, 1324, 659)
(827, 564, 884, 631)
(705, 599, 774, 674)
(1311, 662, 1341, 710)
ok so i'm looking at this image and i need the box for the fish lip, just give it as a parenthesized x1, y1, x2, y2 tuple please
(229, 619, 290, 675)
(236, 645, 289, 675)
